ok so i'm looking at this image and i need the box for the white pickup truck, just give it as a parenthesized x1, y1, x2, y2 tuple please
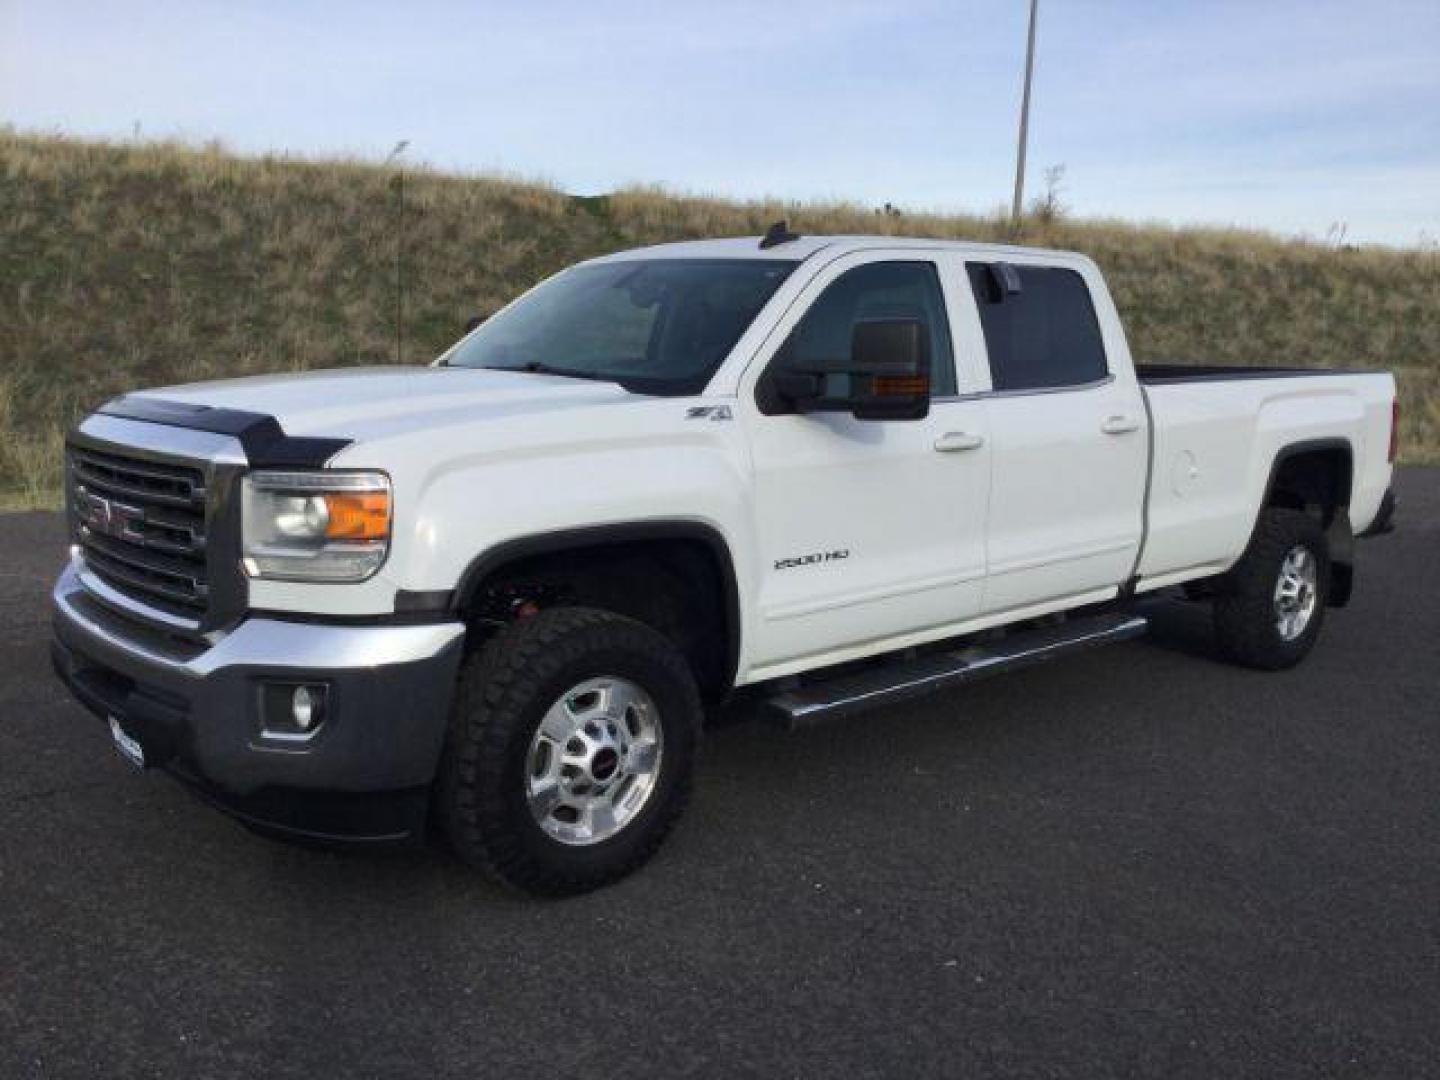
(52, 227, 1398, 894)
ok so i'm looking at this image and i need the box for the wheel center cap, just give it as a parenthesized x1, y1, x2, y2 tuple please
(591, 747, 620, 781)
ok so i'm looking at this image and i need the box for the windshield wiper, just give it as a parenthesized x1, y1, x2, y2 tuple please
(487, 361, 619, 383)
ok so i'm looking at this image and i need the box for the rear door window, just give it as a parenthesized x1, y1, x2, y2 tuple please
(966, 263, 1108, 392)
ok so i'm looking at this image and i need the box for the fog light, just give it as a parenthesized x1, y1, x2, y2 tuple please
(260, 682, 328, 739)
(292, 686, 317, 730)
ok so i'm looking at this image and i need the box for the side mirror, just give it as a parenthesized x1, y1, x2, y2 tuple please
(847, 318, 931, 420)
(771, 317, 931, 421)
(464, 314, 487, 334)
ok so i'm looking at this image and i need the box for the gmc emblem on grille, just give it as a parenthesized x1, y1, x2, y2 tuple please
(79, 489, 146, 543)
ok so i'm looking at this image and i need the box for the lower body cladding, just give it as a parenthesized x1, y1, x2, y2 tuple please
(50, 562, 465, 843)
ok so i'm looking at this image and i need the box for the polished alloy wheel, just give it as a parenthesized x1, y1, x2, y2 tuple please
(525, 677, 664, 846)
(1273, 544, 1319, 641)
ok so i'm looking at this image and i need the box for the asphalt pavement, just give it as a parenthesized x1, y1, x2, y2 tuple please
(2, 470, 1437, 1079)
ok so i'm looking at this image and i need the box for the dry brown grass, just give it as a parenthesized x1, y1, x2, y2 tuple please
(3, 130, 1437, 507)
(0, 372, 63, 509)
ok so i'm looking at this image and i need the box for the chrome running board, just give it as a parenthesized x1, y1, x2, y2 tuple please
(764, 612, 1148, 729)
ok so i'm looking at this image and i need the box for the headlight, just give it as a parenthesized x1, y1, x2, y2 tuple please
(241, 471, 391, 582)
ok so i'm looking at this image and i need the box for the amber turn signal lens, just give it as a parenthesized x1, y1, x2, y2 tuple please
(323, 491, 390, 540)
(872, 375, 930, 397)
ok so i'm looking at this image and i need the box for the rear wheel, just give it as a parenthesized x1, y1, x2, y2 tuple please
(1213, 508, 1330, 670)
(437, 606, 701, 895)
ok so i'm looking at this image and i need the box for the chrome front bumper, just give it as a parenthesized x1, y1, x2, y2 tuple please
(51, 560, 466, 841)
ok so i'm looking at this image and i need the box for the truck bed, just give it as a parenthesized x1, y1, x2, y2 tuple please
(1134, 364, 1395, 588)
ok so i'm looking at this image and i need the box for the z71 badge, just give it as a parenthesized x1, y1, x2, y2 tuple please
(774, 549, 850, 571)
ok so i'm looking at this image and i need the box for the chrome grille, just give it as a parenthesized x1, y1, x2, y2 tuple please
(69, 445, 209, 619)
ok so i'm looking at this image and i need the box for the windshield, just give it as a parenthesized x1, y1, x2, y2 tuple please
(443, 258, 797, 395)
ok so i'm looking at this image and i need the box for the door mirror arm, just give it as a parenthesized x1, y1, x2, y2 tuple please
(773, 372, 825, 405)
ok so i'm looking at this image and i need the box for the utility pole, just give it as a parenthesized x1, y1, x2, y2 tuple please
(1010, 0, 1039, 229)
(386, 140, 410, 364)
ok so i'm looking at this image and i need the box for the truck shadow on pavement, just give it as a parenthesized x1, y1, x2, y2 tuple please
(1132, 595, 1226, 662)
(226, 597, 1231, 902)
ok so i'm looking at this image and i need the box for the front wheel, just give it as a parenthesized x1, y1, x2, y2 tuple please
(437, 607, 701, 896)
(1213, 508, 1330, 670)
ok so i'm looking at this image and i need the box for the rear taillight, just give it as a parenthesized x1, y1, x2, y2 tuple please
(1389, 398, 1399, 463)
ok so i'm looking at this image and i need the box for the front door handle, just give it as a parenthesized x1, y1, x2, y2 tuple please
(934, 431, 985, 453)
(1100, 415, 1141, 435)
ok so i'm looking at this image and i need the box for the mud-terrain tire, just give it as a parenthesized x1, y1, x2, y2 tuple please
(1213, 508, 1330, 671)
(437, 607, 701, 895)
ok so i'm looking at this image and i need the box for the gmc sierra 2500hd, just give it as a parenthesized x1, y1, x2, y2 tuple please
(52, 226, 1398, 894)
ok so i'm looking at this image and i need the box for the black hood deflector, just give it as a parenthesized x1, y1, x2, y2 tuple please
(99, 395, 351, 468)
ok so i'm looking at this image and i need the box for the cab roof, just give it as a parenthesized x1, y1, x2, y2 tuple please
(592, 234, 1088, 266)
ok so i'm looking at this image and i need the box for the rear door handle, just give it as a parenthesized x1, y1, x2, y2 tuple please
(934, 431, 985, 453)
(1101, 415, 1141, 435)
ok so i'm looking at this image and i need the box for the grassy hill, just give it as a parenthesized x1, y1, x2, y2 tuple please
(3, 129, 1437, 507)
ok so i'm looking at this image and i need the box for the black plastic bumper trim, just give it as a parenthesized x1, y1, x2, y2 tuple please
(169, 764, 429, 844)
(51, 612, 463, 842)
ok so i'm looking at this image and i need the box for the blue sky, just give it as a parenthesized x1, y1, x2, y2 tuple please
(4, 0, 1438, 245)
